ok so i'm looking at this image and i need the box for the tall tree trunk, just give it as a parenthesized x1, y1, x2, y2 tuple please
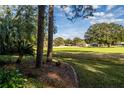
(16, 54, 23, 64)
(36, 5, 45, 68)
(107, 43, 111, 47)
(46, 5, 54, 63)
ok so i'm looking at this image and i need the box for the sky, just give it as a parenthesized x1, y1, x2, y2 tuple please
(54, 5, 124, 39)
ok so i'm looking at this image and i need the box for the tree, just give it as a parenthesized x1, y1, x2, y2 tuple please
(62, 5, 94, 21)
(0, 6, 35, 63)
(109, 23, 124, 43)
(46, 5, 54, 63)
(13, 6, 37, 63)
(13, 6, 37, 44)
(65, 39, 73, 46)
(0, 6, 14, 54)
(54, 37, 65, 46)
(73, 37, 83, 46)
(44, 32, 48, 47)
(36, 5, 46, 68)
(85, 23, 124, 47)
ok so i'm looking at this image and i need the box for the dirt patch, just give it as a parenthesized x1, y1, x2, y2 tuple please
(18, 61, 79, 88)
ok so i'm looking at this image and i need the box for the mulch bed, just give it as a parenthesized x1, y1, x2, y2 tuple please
(18, 61, 79, 88)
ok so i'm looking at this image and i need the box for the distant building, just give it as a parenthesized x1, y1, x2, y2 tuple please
(85, 44, 90, 47)
(116, 42, 124, 46)
(90, 43, 98, 47)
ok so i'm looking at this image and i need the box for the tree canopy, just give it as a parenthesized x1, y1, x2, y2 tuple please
(54, 37, 65, 46)
(0, 6, 37, 53)
(85, 23, 124, 47)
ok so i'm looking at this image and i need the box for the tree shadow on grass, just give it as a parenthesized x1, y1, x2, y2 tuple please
(53, 52, 124, 88)
(54, 50, 94, 53)
(0, 55, 34, 67)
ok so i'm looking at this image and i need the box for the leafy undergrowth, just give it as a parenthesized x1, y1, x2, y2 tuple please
(0, 65, 46, 88)
(0, 55, 46, 88)
(0, 55, 77, 88)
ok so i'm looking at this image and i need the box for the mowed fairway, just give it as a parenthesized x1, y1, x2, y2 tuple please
(53, 47, 124, 87)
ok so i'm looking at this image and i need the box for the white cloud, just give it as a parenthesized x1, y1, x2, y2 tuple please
(90, 18, 124, 24)
(94, 12, 105, 17)
(114, 7, 123, 13)
(92, 5, 100, 9)
(63, 6, 70, 13)
(88, 16, 97, 20)
(105, 13, 114, 17)
(88, 6, 124, 25)
(107, 5, 116, 11)
(113, 7, 124, 18)
(93, 12, 114, 18)
(56, 13, 64, 17)
(55, 5, 61, 9)
(54, 32, 84, 39)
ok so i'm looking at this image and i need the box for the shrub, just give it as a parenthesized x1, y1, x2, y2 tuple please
(16, 40, 34, 64)
(0, 68, 28, 88)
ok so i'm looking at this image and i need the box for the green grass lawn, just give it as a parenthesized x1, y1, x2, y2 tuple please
(53, 46, 124, 53)
(52, 47, 124, 87)
(0, 47, 124, 88)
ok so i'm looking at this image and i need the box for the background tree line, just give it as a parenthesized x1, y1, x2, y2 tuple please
(53, 37, 86, 47)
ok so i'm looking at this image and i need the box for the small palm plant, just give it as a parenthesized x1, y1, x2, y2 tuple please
(15, 40, 34, 64)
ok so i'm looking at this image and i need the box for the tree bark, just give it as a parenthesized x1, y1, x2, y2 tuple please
(16, 54, 23, 64)
(46, 5, 54, 63)
(36, 5, 45, 68)
(107, 43, 111, 47)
